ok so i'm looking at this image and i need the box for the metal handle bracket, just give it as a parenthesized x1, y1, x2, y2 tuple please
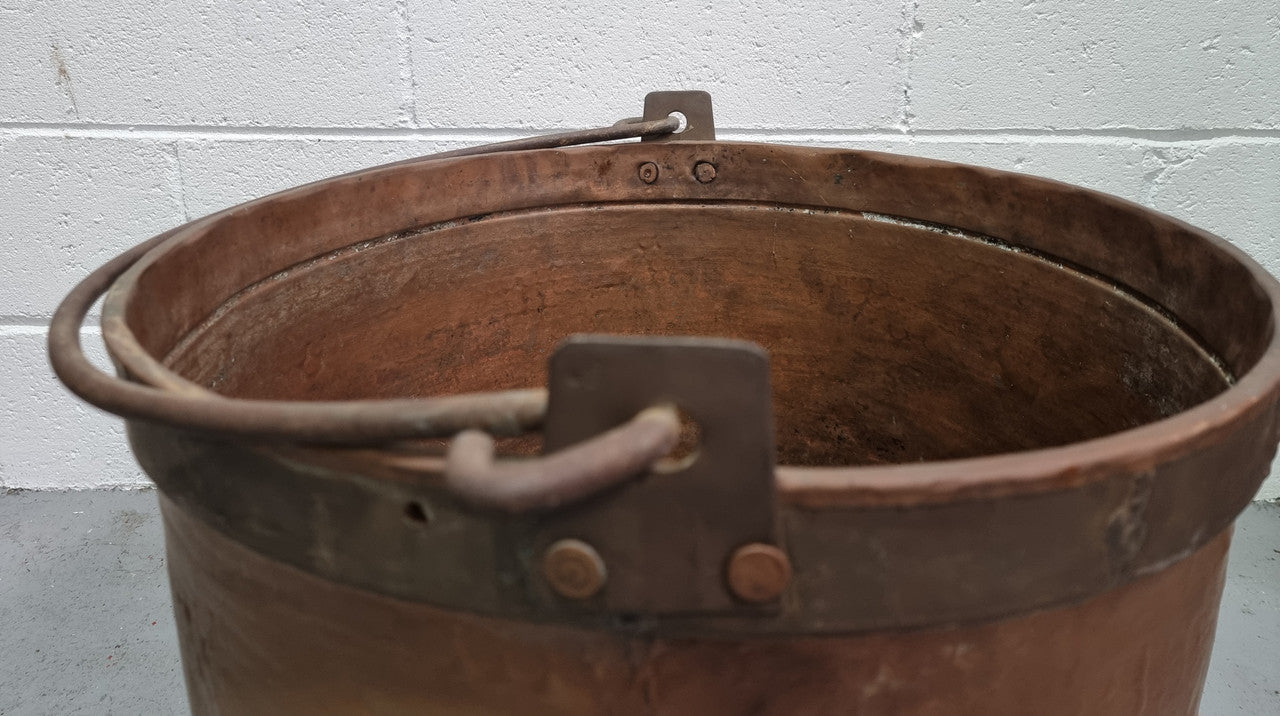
(515, 334, 780, 616)
(642, 90, 716, 141)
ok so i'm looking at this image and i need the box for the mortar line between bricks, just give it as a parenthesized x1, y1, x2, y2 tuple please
(3, 122, 1280, 144)
(896, 0, 922, 133)
(394, 0, 420, 128)
(0, 318, 109, 332)
(0, 321, 55, 333)
(171, 143, 190, 222)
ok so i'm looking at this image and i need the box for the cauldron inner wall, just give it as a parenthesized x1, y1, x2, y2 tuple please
(162, 204, 1226, 466)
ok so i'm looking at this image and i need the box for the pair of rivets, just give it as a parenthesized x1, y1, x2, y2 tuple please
(542, 539, 790, 603)
(637, 161, 718, 184)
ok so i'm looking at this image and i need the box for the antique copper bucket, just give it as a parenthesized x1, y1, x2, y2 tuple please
(50, 92, 1280, 715)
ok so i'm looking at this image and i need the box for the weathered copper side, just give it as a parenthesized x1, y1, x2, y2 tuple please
(85, 136, 1280, 639)
(162, 491, 1228, 716)
(128, 398, 1268, 635)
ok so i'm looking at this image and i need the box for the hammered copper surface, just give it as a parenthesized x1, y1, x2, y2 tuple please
(164, 492, 1228, 716)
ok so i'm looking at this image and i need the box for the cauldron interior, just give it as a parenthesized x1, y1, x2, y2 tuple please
(156, 202, 1227, 466)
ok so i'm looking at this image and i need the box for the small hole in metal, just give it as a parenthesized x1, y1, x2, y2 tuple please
(668, 111, 689, 133)
(613, 613, 642, 629)
(404, 500, 431, 525)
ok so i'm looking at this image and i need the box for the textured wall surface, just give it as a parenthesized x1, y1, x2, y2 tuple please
(1, 1, 1277, 498)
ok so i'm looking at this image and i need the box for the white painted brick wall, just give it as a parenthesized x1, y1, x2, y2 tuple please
(407, 1, 905, 129)
(910, 1, 1280, 130)
(0, 136, 184, 318)
(2, 1, 407, 126)
(2, 1, 1277, 499)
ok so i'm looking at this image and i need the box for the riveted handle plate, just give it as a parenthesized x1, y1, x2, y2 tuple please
(524, 334, 777, 615)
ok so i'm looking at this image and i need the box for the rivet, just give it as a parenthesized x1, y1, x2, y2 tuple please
(638, 161, 660, 184)
(544, 538, 607, 600)
(726, 543, 791, 603)
(694, 161, 717, 183)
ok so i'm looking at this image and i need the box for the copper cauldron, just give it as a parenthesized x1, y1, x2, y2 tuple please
(50, 92, 1280, 715)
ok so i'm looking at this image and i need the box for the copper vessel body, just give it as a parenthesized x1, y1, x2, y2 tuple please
(163, 494, 1230, 716)
(52, 129, 1280, 714)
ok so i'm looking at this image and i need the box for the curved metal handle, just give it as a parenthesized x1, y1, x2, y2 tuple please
(444, 405, 680, 513)
(47, 116, 681, 445)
